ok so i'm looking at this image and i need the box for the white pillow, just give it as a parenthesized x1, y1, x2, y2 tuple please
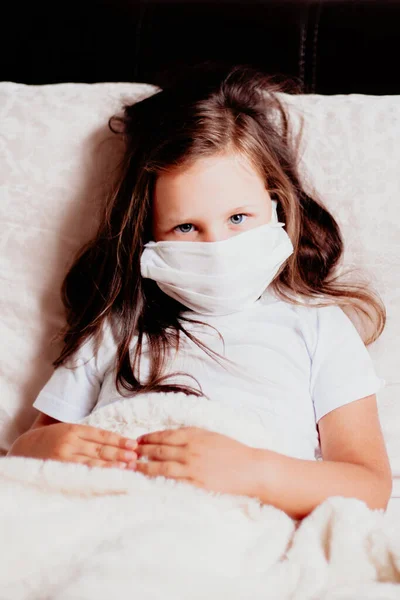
(0, 82, 156, 449)
(1, 83, 399, 496)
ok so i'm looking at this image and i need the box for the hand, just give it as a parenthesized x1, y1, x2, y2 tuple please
(135, 426, 259, 497)
(7, 422, 138, 470)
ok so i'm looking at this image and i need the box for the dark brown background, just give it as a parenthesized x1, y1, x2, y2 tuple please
(2, 0, 400, 94)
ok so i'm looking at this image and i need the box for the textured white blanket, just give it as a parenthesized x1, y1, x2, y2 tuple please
(1, 393, 400, 599)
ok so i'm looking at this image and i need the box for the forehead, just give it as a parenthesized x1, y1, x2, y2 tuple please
(153, 153, 266, 218)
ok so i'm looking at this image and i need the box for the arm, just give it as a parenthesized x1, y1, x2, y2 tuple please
(30, 412, 61, 429)
(6, 411, 60, 455)
(250, 395, 393, 520)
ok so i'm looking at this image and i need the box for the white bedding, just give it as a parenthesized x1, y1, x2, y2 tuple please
(387, 497, 400, 521)
(1, 82, 400, 598)
(1, 392, 400, 599)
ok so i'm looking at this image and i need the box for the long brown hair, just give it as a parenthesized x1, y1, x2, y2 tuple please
(53, 62, 386, 399)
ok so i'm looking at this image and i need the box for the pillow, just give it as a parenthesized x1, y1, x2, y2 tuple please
(0, 82, 155, 448)
(1, 83, 399, 497)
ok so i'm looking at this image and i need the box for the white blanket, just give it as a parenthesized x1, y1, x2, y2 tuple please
(1, 393, 400, 599)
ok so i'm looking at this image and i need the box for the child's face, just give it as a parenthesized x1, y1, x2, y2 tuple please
(152, 152, 272, 242)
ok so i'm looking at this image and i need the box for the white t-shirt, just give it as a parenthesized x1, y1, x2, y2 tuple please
(32, 290, 385, 460)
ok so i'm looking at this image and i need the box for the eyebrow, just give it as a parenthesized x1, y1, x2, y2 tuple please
(162, 205, 258, 226)
(226, 205, 258, 215)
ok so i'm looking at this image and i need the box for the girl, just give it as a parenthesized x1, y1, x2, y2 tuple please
(8, 63, 392, 520)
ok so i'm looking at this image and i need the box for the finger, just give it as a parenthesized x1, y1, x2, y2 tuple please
(135, 460, 188, 480)
(76, 426, 137, 451)
(74, 439, 137, 464)
(137, 443, 186, 463)
(74, 456, 129, 470)
(138, 427, 191, 447)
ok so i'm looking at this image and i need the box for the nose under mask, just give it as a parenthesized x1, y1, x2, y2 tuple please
(140, 200, 294, 316)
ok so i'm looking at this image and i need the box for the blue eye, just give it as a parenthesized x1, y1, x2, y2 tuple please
(230, 214, 247, 225)
(175, 223, 194, 234)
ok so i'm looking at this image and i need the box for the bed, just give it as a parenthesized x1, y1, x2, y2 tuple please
(1, 1, 400, 597)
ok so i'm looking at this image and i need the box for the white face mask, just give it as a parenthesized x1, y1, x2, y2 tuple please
(140, 200, 294, 316)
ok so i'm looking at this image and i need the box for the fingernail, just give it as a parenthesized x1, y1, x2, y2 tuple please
(125, 451, 137, 461)
(126, 440, 137, 449)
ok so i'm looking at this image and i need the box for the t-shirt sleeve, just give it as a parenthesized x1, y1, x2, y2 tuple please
(32, 321, 116, 423)
(310, 305, 386, 424)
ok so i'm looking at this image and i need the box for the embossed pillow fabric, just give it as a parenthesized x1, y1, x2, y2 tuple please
(0, 83, 399, 495)
(0, 82, 156, 449)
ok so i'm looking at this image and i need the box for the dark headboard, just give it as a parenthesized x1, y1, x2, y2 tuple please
(4, 0, 400, 94)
